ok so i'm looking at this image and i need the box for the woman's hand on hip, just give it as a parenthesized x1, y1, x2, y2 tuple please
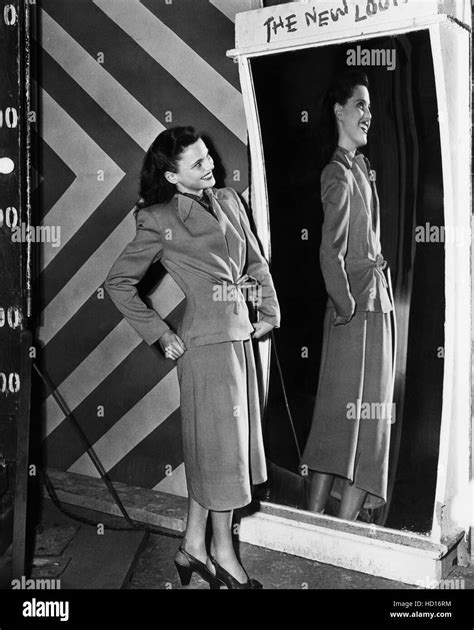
(252, 321, 274, 339)
(158, 330, 186, 360)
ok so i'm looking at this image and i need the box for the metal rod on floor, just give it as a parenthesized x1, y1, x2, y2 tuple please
(33, 361, 138, 530)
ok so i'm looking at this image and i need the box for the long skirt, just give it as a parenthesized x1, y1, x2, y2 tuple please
(301, 308, 394, 509)
(176, 338, 267, 511)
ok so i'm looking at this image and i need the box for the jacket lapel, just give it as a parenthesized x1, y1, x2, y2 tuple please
(350, 163, 373, 225)
(333, 149, 373, 230)
(176, 194, 194, 223)
(370, 177, 381, 239)
(209, 190, 245, 280)
(175, 191, 239, 281)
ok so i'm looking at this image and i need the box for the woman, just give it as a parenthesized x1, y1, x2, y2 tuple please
(104, 126, 280, 588)
(300, 70, 395, 521)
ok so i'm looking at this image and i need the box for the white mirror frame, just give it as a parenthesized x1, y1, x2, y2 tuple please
(228, 7, 471, 586)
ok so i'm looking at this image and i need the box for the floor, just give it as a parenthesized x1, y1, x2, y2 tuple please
(21, 497, 474, 591)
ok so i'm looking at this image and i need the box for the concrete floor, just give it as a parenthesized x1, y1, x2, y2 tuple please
(29, 498, 474, 592)
(128, 530, 410, 590)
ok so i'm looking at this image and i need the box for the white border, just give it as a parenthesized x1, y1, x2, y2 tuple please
(230, 12, 471, 553)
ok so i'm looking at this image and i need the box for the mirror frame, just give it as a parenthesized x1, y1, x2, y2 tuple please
(227, 4, 471, 584)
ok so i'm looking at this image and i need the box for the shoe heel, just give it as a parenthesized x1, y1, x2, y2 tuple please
(175, 561, 193, 586)
(209, 577, 223, 590)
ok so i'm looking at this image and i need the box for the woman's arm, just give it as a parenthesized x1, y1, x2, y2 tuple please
(227, 188, 280, 332)
(319, 164, 356, 323)
(103, 208, 171, 345)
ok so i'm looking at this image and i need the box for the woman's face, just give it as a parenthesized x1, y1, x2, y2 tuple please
(166, 138, 215, 195)
(335, 84, 372, 151)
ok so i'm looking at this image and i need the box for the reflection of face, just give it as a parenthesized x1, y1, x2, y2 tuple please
(335, 85, 372, 151)
(166, 138, 215, 196)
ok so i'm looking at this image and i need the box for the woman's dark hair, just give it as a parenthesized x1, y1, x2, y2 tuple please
(136, 126, 201, 209)
(318, 69, 369, 167)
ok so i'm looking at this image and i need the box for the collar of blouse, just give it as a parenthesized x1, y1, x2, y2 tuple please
(175, 188, 217, 223)
(334, 146, 375, 182)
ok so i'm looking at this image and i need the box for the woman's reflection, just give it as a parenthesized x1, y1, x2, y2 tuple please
(300, 70, 396, 521)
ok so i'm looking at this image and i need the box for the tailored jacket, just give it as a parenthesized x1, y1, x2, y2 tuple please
(104, 187, 280, 348)
(320, 146, 393, 319)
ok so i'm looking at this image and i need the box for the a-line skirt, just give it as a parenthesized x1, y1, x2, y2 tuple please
(176, 338, 267, 511)
(301, 307, 394, 509)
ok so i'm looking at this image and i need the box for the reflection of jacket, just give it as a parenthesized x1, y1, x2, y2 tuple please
(104, 187, 280, 347)
(320, 146, 393, 318)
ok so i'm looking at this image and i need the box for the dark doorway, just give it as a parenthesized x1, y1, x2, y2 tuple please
(252, 30, 444, 532)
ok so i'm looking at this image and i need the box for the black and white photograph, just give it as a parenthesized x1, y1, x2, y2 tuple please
(0, 0, 473, 625)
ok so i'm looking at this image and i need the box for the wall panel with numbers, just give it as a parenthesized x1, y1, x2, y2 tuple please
(0, 0, 30, 573)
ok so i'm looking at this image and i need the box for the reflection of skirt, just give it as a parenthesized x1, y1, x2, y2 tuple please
(301, 308, 393, 509)
(176, 339, 267, 511)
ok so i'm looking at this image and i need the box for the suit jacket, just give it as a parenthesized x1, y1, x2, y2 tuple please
(104, 187, 280, 347)
(320, 146, 393, 318)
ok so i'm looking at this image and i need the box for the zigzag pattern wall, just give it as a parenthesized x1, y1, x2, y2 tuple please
(34, 0, 259, 497)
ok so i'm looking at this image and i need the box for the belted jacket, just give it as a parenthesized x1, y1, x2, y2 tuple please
(104, 187, 280, 347)
(320, 146, 393, 318)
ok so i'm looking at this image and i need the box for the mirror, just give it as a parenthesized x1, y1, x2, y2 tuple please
(251, 30, 445, 533)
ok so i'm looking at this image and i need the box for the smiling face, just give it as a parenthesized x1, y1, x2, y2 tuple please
(164, 138, 215, 196)
(334, 84, 372, 152)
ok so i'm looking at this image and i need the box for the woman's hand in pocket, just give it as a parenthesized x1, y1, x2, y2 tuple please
(158, 330, 186, 360)
(332, 311, 354, 326)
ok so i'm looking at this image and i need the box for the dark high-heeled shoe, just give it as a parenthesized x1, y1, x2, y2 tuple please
(174, 545, 223, 589)
(208, 555, 263, 589)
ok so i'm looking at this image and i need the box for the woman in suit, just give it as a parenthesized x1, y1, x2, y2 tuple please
(300, 70, 395, 521)
(104, 126, 280, 588)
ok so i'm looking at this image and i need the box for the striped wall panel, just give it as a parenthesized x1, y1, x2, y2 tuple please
(35, 0, 261, 497)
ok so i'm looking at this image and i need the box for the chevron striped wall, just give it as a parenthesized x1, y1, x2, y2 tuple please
(34, 0, 260, 498)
